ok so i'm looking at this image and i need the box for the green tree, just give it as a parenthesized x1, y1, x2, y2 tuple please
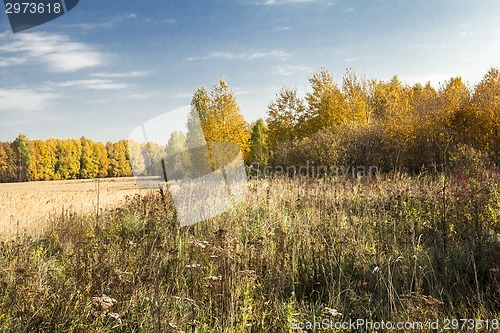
(246, 118, 269, 165)
(13, 133, 32, 181)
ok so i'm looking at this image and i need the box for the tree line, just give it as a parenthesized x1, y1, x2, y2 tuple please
(253, 67, 500, 174)
(0, 136, 134, 182)
(1, 67, 499, 183)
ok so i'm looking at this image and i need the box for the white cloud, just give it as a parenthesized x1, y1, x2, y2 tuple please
(0, 56, 28, 67)
(125, 92, 156, 100)
(273, 64, 312, 76)
(64, 22, 115, 30)
(344, 55, 372, 63)
(91, 71, 152, 78)
(64, 13, 137, 30)
(188, 49, 290, 61)
(247, 50, 291, 60)
(48, 79, 128, 90)
(0, 88, 58, 111)
(45, 51, 103, 72)
(0, 32, 106, 72)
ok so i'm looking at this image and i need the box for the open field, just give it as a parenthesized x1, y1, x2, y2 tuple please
(0, 178, 149, 238)
(0, 173, 498, 332)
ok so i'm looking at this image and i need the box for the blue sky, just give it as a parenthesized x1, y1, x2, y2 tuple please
(1, 0, 500, 142)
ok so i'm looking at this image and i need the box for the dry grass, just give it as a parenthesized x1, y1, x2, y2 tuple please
(0, 173, 498, 332)
(0, 178, 148, 239)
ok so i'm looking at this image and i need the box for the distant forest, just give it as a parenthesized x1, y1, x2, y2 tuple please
(1, 67, 499, 183)
(0, 136, 134, 182)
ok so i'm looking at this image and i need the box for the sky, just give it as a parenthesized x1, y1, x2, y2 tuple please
(1, 0, 500, 143)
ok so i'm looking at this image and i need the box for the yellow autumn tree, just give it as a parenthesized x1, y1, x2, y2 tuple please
(266, 87, 305, 148)
(406, 82, 439, 170)
(187, 79, 250, 172)
(29, 139, 56, 181)
(469, 68, 500, 160)
(304, 68, 349, 135)
(434, 77, 471, 164)
(370, 76, 414, 169)
(342, 68, 371, 124)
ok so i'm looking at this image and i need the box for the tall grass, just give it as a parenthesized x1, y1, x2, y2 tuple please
(0, 172, 499, 332)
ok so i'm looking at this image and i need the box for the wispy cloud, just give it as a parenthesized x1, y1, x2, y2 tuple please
(144, 17, 177, 24)
(91, 71, 152, 78)
(64, 13, 137, 30)
(188, 49, 290, 61)
(125, 92, 157, 100)
(272, 64, 312, 76)
(344, 55, 372, 63)
(0, 32, 106, 72)
(0, 88, 58, 111)
(47, 79, 128, 90)
(0, 56, 28, 67)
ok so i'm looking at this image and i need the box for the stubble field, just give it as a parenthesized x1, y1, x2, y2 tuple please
(0, 177, 148, 238)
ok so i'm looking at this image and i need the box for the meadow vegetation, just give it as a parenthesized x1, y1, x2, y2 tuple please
(0, 165, 498, 332)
